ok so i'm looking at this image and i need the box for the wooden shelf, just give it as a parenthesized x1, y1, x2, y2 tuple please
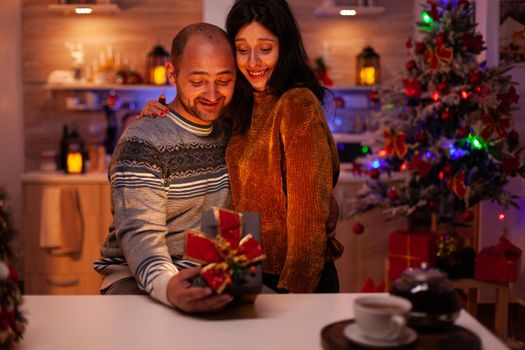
(48, 4, 121, 15)
(45, 83, 176, 92)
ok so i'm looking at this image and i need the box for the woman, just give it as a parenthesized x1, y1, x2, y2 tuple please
(141, 0, 341, 293)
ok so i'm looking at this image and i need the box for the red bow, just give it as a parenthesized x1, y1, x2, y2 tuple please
(384, 129, 408, 159)
(481, 114, 510, 140)
(424, 43, 453, 70)
(184, 208, 266, 294)
(447, 171, 467, 199)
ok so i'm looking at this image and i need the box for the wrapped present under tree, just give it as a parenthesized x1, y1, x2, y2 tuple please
(388, 231, 437, 281)
(475, 234, 522, 283)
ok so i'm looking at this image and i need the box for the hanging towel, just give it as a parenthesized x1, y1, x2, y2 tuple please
(39, 187, 84, 257)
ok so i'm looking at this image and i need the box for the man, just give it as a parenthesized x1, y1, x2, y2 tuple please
(94, 23, 236, 312)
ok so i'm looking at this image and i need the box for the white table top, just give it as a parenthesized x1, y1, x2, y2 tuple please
(14, 294, 507, 350)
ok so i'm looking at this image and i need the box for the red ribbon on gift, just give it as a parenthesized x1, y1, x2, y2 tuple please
(184, 208, 266, 294)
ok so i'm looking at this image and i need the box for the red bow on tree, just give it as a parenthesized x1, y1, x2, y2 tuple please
(384, 129, 408, 159)
(424, 43, 453, 70)
(184, 208, 266, 294)
(481, 114, 510, 140)
(447, 171, 467, 199)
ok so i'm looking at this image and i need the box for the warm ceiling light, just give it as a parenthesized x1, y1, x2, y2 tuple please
(75, 7, 93, 14)
(339, 9, 357, 16)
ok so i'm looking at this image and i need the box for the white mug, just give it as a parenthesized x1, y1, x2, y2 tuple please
(354, 295, 412, 341)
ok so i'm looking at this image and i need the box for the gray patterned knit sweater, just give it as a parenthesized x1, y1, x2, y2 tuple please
(94, 110, 231, 305)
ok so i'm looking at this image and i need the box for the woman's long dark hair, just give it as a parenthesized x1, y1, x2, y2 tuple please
(226, 0, 326, 133)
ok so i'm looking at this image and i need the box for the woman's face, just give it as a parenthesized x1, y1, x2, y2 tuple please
(234, 21, 279, 92)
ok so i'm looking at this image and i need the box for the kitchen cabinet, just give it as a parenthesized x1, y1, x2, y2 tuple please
(22, 172, 111, 295)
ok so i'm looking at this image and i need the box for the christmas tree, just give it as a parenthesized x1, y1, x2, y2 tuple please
(350, 0, 523, 226)
(0, 187, 26, 348)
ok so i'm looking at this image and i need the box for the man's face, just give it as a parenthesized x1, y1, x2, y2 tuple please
(168, 36, 236, 125)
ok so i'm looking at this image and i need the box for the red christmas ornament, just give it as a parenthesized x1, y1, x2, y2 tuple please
(427, 199, 437, 210)
(441, 109, 452, 121)
(406, 60, 416, 71)
(403, 78, 422, 98)
(443, 164, 454, 176)
(462, 210, 474, 222)
(387, 187, 398, 200)
(334, 96, 345, 108)
(408, 153, 432, 177)
(415, 42, 426, 54)
(369, 90, 379, 102)
(416, 130, 428, 144)
(457, 127, 469, 138)
(352, 223, 365, 234)
(368, 168, 380, 179)
(469, 71, 481, 85)
(438, 82, 448, 93)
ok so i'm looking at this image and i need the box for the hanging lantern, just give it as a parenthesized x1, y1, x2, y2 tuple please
(356, 46, 380, 86)
(65, 129, 85, 174)
(147, 45, 169, 85)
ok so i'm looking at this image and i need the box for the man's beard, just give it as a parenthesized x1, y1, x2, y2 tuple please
(179, 94, 226, 123)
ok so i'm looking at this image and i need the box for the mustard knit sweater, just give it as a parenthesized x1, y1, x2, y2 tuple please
(226, 87, 340, 292)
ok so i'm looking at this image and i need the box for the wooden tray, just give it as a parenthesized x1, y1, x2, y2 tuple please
(321, 319, 481, 350)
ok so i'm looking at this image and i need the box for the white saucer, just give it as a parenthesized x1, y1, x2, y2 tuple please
(343, 323, 417, 349)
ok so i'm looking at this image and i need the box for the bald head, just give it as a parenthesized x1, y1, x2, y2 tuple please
(166, 23, 236, 126)
(171, 23, 233, 70)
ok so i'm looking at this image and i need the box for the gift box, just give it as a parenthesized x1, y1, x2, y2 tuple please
(388, 231, 437, 281)
(184, 207, 265, 297)
(475, 236, 522, 283)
